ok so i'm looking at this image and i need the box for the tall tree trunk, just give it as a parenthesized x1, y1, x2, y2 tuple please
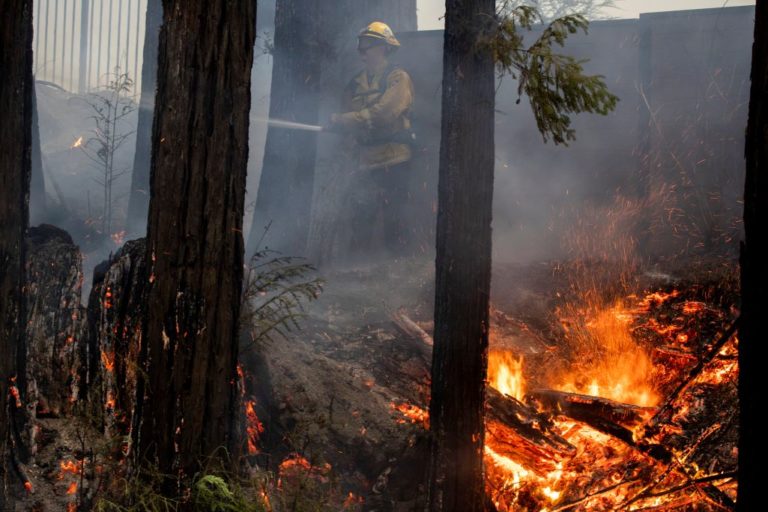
(135, 0, 256, 493)
(427, 0, 495, 510)
(247, 0, 417, 259)
(247, 0, 322, 257)
(125, 0, 162, 237)
(739, 4, 766, 510)
(0, 0, 34, 505)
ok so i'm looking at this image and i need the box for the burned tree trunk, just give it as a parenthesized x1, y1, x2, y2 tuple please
(739, 3, 767, 510)
(126, 0, 162, 237)
(247, 0, 323, 257)
(427, 0, 496, 510)
(25, 225, 85, 422)
(0, 0, 34, 505)
(86, 239, 146, 439)
(135, 0, 256, 493)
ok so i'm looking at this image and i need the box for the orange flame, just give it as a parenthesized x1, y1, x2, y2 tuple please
(245, 400, 264, 455)
(488, 350, 525, 401)
(66, 482, 78, 495)
(556, 301, 659, 407)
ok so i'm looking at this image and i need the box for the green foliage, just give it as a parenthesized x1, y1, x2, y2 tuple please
(483, 2, 619, 144)
(241, 251, 324, 349)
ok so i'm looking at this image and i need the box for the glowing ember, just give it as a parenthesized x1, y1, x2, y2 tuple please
(277, 453, 331, 490)
(105, 392, 116, 411)
(343, 491, 364, 508)
(245, 399, 264, 455)
(66, 481, 78, 495)
(110, 230, 126, 246)
(101, 350, 115, 372)
(390, 401, 429, 428)
(24, 481, 33, 493)
(488, 350, 526, 401)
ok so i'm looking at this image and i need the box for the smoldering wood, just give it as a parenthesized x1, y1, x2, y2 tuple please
(85, 238, 146, 438)
(24, 225, 86, 423)
(486, 387, 575, 475)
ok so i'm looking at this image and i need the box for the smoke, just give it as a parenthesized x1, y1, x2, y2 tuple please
(29, 3, 751, 298)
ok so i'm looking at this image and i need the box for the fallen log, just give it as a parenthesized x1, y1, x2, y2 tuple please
(390, 308, 432, 345)
(527, 388, 656, 444)
(486, 387, 575, 475)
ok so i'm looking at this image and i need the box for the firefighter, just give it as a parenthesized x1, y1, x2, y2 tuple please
(327, 21, 415, 260)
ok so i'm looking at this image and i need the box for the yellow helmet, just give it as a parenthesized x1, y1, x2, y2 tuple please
(358, 21, 400, 49)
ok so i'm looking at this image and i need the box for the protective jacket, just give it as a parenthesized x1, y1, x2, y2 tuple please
(336, 62, 414, 170)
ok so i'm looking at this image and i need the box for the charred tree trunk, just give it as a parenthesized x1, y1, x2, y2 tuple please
(247, 0, 322, 257)
(125, 0, 162, 237)
(0, 0, 34, 505)
(135, 0, 256, 494)
(739, 4, 767, 510)
(427, 1, 496, 510)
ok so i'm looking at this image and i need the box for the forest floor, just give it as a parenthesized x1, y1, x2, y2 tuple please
(253, 257, 560, 510)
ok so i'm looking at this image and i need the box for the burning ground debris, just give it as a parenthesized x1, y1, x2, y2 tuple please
(239, 257, 739, 511)
(482, 268, 739, 511)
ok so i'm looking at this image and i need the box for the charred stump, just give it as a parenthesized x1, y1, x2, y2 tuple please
(85, 239, 147, 440)
(24, 225, 86, 440)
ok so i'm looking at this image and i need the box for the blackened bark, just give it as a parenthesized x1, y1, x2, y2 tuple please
(739, 4, 766, 510)
(126, 0, 162, 237)
(0, 0, 34, 505)
(247, 0, 322, 257)
(427, 1, 496, 510)
(86, 239, 146, 439)
(135, 0, 256, 491)
(25, 225, 85, 419)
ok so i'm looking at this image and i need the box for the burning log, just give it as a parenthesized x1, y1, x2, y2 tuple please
(486, 387, 575, 475)
(527, 388, 655, 445)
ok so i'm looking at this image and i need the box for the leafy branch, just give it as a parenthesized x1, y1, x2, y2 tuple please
(481, 2, 619, 144)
